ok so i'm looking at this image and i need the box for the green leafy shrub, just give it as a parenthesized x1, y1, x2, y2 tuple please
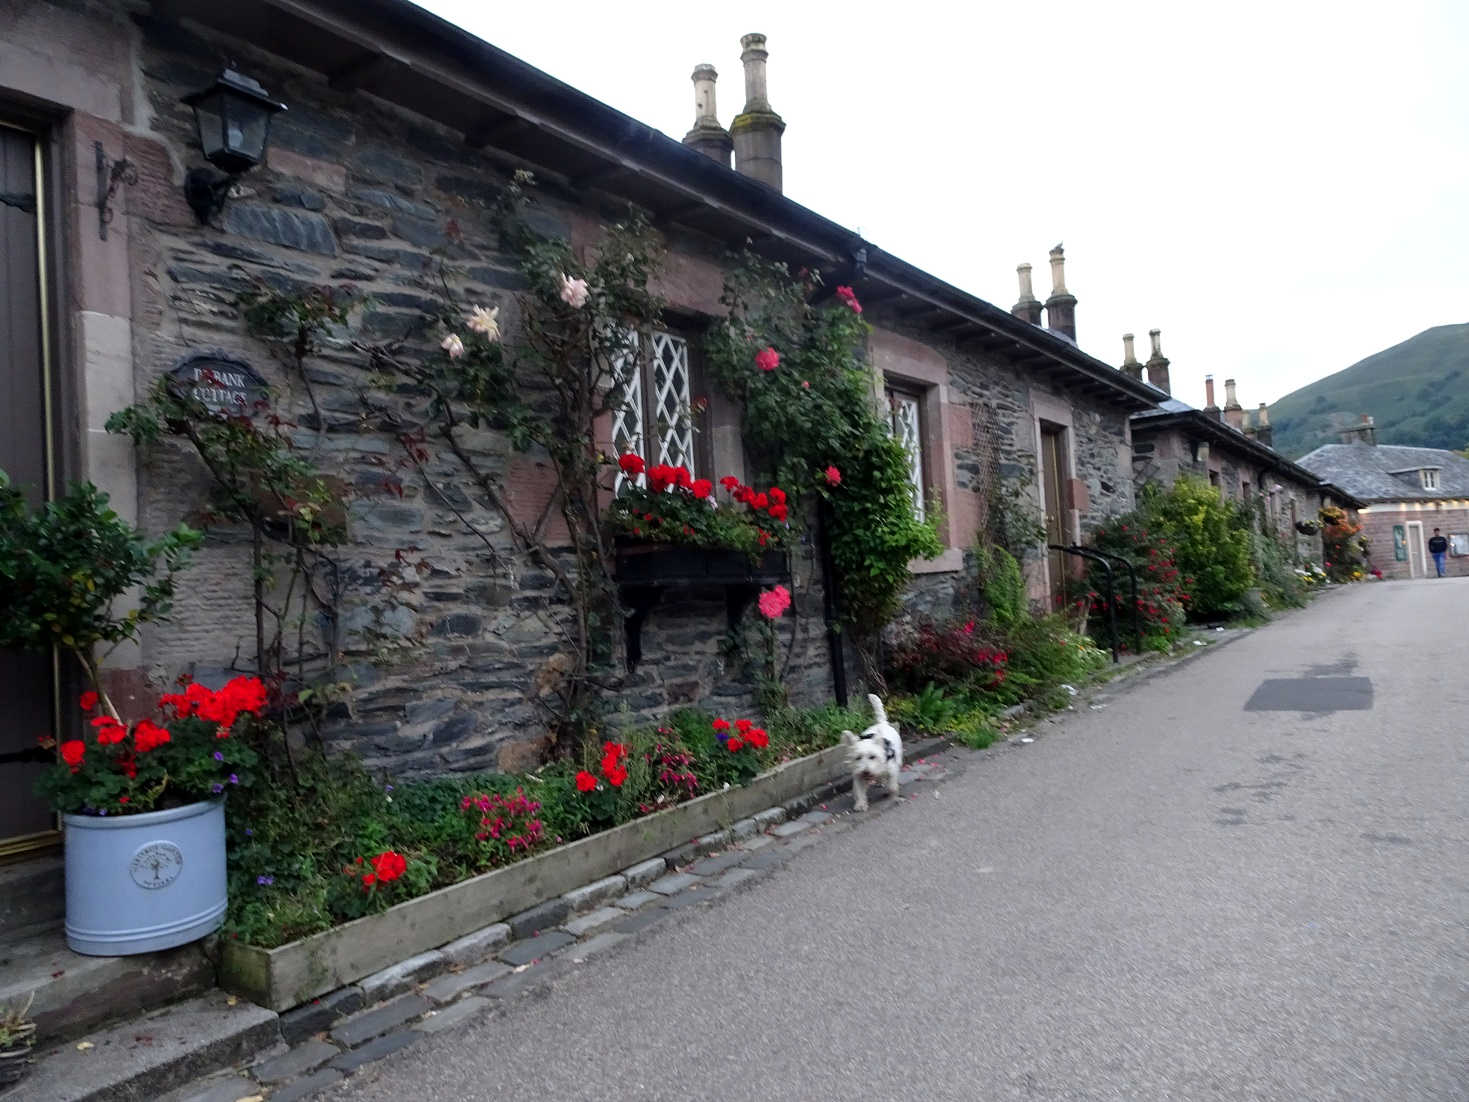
(887, 683, 960, 736)
(886, 618, 1009, 696)
(975, 543, 1027, 626)
(1136, 477, 1253, 618)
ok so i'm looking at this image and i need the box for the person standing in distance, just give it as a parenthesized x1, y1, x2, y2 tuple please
(1427, 528, 1449, 577)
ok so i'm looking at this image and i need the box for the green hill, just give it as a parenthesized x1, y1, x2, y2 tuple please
(1270, 323, 1469, 458)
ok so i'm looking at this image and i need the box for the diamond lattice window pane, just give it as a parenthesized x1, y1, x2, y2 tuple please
(890, 391, 926, 521)
(651, 331, 695, 473)
(609, 330, 643, 493)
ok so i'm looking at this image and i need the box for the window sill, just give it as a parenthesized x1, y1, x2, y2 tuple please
(909, 548, 965, 575)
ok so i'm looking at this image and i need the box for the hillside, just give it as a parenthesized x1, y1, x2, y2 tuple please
(1269, 323, 1469, 458)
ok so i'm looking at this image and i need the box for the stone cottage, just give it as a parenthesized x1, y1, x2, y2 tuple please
(0, 0, 1163, 858)
(1298, 421, 1469, 580)
(1123, 339, 1361, 561)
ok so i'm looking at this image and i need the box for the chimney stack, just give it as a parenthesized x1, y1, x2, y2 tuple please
(1144, 328, 1171, 394)
(1011, 263, 1043, 325)
(1339, 413, 1378, 446)
(1203, 375, 1219, 418)
(1223, 377, 1244, 430)
(731, 33, 785, 191)
(1255, 402, 1273, 447)
(682, 64, 734, 166)
(1044, 244, 1077, 341)
(1120, 333, 1142, 381)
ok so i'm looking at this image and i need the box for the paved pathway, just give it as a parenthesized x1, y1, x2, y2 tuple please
(333, 581, 1468, 1101)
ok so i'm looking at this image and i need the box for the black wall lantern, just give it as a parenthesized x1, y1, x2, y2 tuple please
(181, 68, 287, 224)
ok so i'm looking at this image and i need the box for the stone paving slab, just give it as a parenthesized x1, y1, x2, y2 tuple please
(688, 850, 747, 877)
(567, 931, 628, 962)
(770, 818, 811, 838)
(415, 996, 491, 1035)
(270, 1068, 343, 1102)
(800, 809, 834, 824)
(613, 907, 671, 935)
(480, 959, 571, 1001)
(359, 949, 445, 1002)
(439, 922, 510, 967)
(505, 898, 570, 940)
(619, 857, 667, 888)
(251, 1038, 339, 1084)
(329, 1028, 417, 1072)
(561, 874, 626, 913)
(752, 806, 787, 828)
(168, 1072, 261, 1102)
(657, 885, 721, 910)
(279, 985, 363, 1045)
(499, 929, 576, 966)
(563, 905, 626, 937)
(647, 871, 701, 895)
(330, 993, 430, 1048)
(614, 889, 659, 909)
(714, 867, 763, 890)
(738, 847, 791, 870)
(421, 959, 512, 1005)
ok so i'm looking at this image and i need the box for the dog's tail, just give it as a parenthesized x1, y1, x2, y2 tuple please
(867, 693, 888, 727)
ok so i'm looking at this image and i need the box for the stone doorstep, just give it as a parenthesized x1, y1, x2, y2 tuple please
(20, 991, 279, 1102)
(0, 924, 216, 1046)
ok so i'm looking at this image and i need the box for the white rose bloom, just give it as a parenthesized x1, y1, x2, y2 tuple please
(558, 274, 590, 309)
(440, 333, 464, 359)
(466, 305, 501, 341)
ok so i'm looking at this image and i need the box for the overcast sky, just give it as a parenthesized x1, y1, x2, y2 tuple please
(416, 0, 1468, 408)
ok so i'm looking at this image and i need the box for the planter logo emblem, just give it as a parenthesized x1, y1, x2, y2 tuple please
(129, 842, 184, 890)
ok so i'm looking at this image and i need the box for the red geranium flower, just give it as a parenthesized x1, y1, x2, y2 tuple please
(719, 476, 740, 491)
(575, 770, 598, 792)
(133, 719, 171, 754)
(824, 465, 841, 486)
(605, 764, 628, 787)
(60, 740, 85, 772)
(78, 691, 99, 713)
(726, 737, 744, 752)
(746, 728, 769, 750)
(752, 493, 768, 510)
(618, 453, 646, 476)
(754, 347, 780, 372)
(691, 479, 713, 500)
(768, 503, 789, 523)
(712, 718, 731, 732)
(370, 850, 407, 883)
(91, 716, 128, 746)
(768, 487, 786, 505)
(735, 718, 753, 734)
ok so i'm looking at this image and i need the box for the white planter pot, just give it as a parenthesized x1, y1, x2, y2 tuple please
(62, 798, 227, 956)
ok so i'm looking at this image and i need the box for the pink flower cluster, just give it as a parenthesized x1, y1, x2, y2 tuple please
(757, 584, 792, 619)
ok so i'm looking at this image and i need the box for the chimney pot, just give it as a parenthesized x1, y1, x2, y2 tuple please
(1043, 244, 1078, 341)
(682, 63, 734, 166)
(1204, 375, 1217, 410)
(1255, 402, 1274, 447)
(731, 33, 785, 191)
(1223, 378, 1244, 429)
(1011, 263, 1043, 325)
(1257, 402, 1270, 427)
(1143, 327, 1170, 395)
(1120, 333, 1143, 381)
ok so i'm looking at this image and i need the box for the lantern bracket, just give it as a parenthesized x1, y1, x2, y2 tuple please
(95, 142, 138, 241)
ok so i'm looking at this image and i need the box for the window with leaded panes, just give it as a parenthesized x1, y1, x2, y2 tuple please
(885, 384, 926, 521)
(610, 328, 700, 493)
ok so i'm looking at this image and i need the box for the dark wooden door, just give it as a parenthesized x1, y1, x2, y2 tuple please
(1, 123, 57, 850)
(1040, 424, 1068, 608)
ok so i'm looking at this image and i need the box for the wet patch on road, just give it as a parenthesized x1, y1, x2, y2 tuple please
(1361, 832, 1415, 846)
(1244, 676, 1373, 712)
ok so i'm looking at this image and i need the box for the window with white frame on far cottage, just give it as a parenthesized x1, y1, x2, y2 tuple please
(1421, 467, 1440, 491)
(884, 382, 927, 522)
(610, 326, 707, 492)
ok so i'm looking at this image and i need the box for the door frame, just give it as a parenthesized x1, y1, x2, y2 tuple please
(0, 107, 69, 861)
(1405, 520, 1427, 579)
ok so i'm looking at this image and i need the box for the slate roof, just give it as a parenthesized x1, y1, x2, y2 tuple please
(1295, 444, 1469, 502)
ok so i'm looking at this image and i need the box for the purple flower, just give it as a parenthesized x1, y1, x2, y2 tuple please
(385, 784, 394, 793)
(256, 875, 274, 886)
(211, 783, 224, 794)
(229, 773, 239, 785)
(213, 751, 224, 762)
(245, 828, 254, 836)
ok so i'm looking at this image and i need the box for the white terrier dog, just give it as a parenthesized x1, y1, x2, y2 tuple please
(840, 693, 903, 812)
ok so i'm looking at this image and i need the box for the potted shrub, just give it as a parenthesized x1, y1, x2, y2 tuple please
(0, 995, 37, 1088)
(36, 677, 264, 955)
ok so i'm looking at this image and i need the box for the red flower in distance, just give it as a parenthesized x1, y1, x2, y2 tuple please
(754, 347, 780, 372)
(757, 585, 792, 620)
(60, 740, 85, 772)
(768, 503, 789, 523)
(719, 476, 740, 491)
(726, 737, 744, 752)
(824, 466, 841, 487)
(746, 727, 769, 750)
(835, 285, 862, 314)
(576, 770, 599, 792)
(618, 453, 646, 476)
(752, 493, 768, 510)
(768, 487, 786, 505)
(712, 718, 731, 732)
(691, 479, 713, 500)
(78, 691, 98, 712)
(735, 718, 753, 734)
(605, 764, 628, 787)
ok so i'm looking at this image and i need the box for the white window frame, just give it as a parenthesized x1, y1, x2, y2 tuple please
(885, 384, 926, 522)
(610, 328, 697, 493)
(1421, 468, 1440, 491)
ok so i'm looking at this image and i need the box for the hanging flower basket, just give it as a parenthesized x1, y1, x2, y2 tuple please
(1294, 519, 1322, 535)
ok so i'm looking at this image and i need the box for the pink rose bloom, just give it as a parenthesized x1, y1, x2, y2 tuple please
(824, 465, 841, 486)
(835, 285, 862, 314)
(757, 585, 791, 619)
(754, 347, 780, 372)
(559, 274, 590, 308)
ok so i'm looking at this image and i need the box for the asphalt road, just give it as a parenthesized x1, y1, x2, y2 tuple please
(336, 580, 1469, 1101)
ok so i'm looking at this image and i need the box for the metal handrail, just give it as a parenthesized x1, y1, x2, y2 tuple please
(1086, 549, 1143, 656)
(1049, 544, 1118, 662)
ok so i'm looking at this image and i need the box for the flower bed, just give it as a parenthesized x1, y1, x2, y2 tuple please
(219, 740, 853, 1011)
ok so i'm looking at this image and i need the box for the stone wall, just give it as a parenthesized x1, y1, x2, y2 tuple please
(4, 1, 1142, 778)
